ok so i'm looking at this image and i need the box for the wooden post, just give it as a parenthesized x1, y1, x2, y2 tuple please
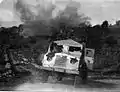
(73, 76, 78, 87)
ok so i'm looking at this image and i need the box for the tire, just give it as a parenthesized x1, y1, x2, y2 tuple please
(41, 70, 49, 82)
(56, 73, 63, 81)
(51, 72, 63, 82)
(57, 76, 62, 81)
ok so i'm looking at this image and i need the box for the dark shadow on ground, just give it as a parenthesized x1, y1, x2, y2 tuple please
(55, 78, 117, 89)
(75, 79, 116, 89)
(0, 71, 31, 91)
(90, 76, 120, 80)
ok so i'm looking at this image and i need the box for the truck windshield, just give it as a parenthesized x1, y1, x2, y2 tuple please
(50, 42, 63, 53)
(69, 46, 82, 52)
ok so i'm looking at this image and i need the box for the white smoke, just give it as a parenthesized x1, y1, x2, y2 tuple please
(14, 0, 90, 36)
(15, 0, 56, 22)
(0, 0, 3, 3)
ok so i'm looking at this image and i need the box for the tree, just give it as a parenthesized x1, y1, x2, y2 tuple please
(116, 20, 120, 26)
(86, 26, 102, 48)
(101, 21, 110, 38)
(86, 22, 110, 49)
(101, 20, 109, 28)
(105, 36, 117, 46)
(18, 24, 24, 33)
(0, 26, 25, 77)
(0, 26, 24, 49)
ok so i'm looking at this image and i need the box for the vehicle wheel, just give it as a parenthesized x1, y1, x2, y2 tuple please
(51, 72, 63, 82)
(56, 73, 63, 81)
(79, 63, 88, 84)
(51, 72, 59, 82)
(57, 76, 62, 81)
(41, 70, 49, 82)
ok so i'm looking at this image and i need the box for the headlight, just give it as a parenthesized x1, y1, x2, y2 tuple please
(46, 52, 55, 61)
(70, 58, 78, 64)
(47, 56, 52, 61)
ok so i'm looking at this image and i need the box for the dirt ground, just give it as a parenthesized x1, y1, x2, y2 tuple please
(0, 66, 120, 92)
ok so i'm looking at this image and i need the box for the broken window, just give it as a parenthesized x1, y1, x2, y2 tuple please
(69, 46, 82, 52)
(50, 42, 63, 53)
(85, 49, 94, 57)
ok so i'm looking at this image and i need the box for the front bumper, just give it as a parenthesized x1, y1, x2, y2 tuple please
(39, 66, 79, 75)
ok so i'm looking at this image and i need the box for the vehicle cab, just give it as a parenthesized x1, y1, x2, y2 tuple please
(41, 39, 95, 75)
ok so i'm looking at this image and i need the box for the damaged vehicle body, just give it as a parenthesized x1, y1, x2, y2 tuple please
(40, 39, 95, 82)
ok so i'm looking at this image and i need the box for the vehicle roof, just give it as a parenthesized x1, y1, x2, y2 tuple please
(54, 39, 83, 47)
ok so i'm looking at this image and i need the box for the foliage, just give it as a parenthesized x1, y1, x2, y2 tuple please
(86, 21, 110, 49)
(116, 20, 120, 26)
(101, 20, 109, 28)
(0, 26, 24, 49)
(105, 36, 117, 46)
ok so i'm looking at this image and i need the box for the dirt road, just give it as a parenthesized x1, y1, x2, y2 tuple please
(0, 64, 120, 92)
(0, 71, 119, 92)
(15, 78, 120, 92)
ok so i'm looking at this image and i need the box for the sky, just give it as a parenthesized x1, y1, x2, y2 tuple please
(0, 0, 120, 27)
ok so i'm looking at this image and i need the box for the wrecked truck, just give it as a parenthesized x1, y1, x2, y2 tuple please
(40, 39, 95, 82)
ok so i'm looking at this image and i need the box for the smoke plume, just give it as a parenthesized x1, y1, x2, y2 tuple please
(15, 0, 90, 36)
(15, 0, 55, 22)
(15, 0, 56, 36)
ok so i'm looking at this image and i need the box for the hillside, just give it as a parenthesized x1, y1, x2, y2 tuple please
(108, 25, 120, 45)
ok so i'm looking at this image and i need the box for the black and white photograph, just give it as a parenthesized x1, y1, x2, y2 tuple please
(0, 0, 120, 91)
